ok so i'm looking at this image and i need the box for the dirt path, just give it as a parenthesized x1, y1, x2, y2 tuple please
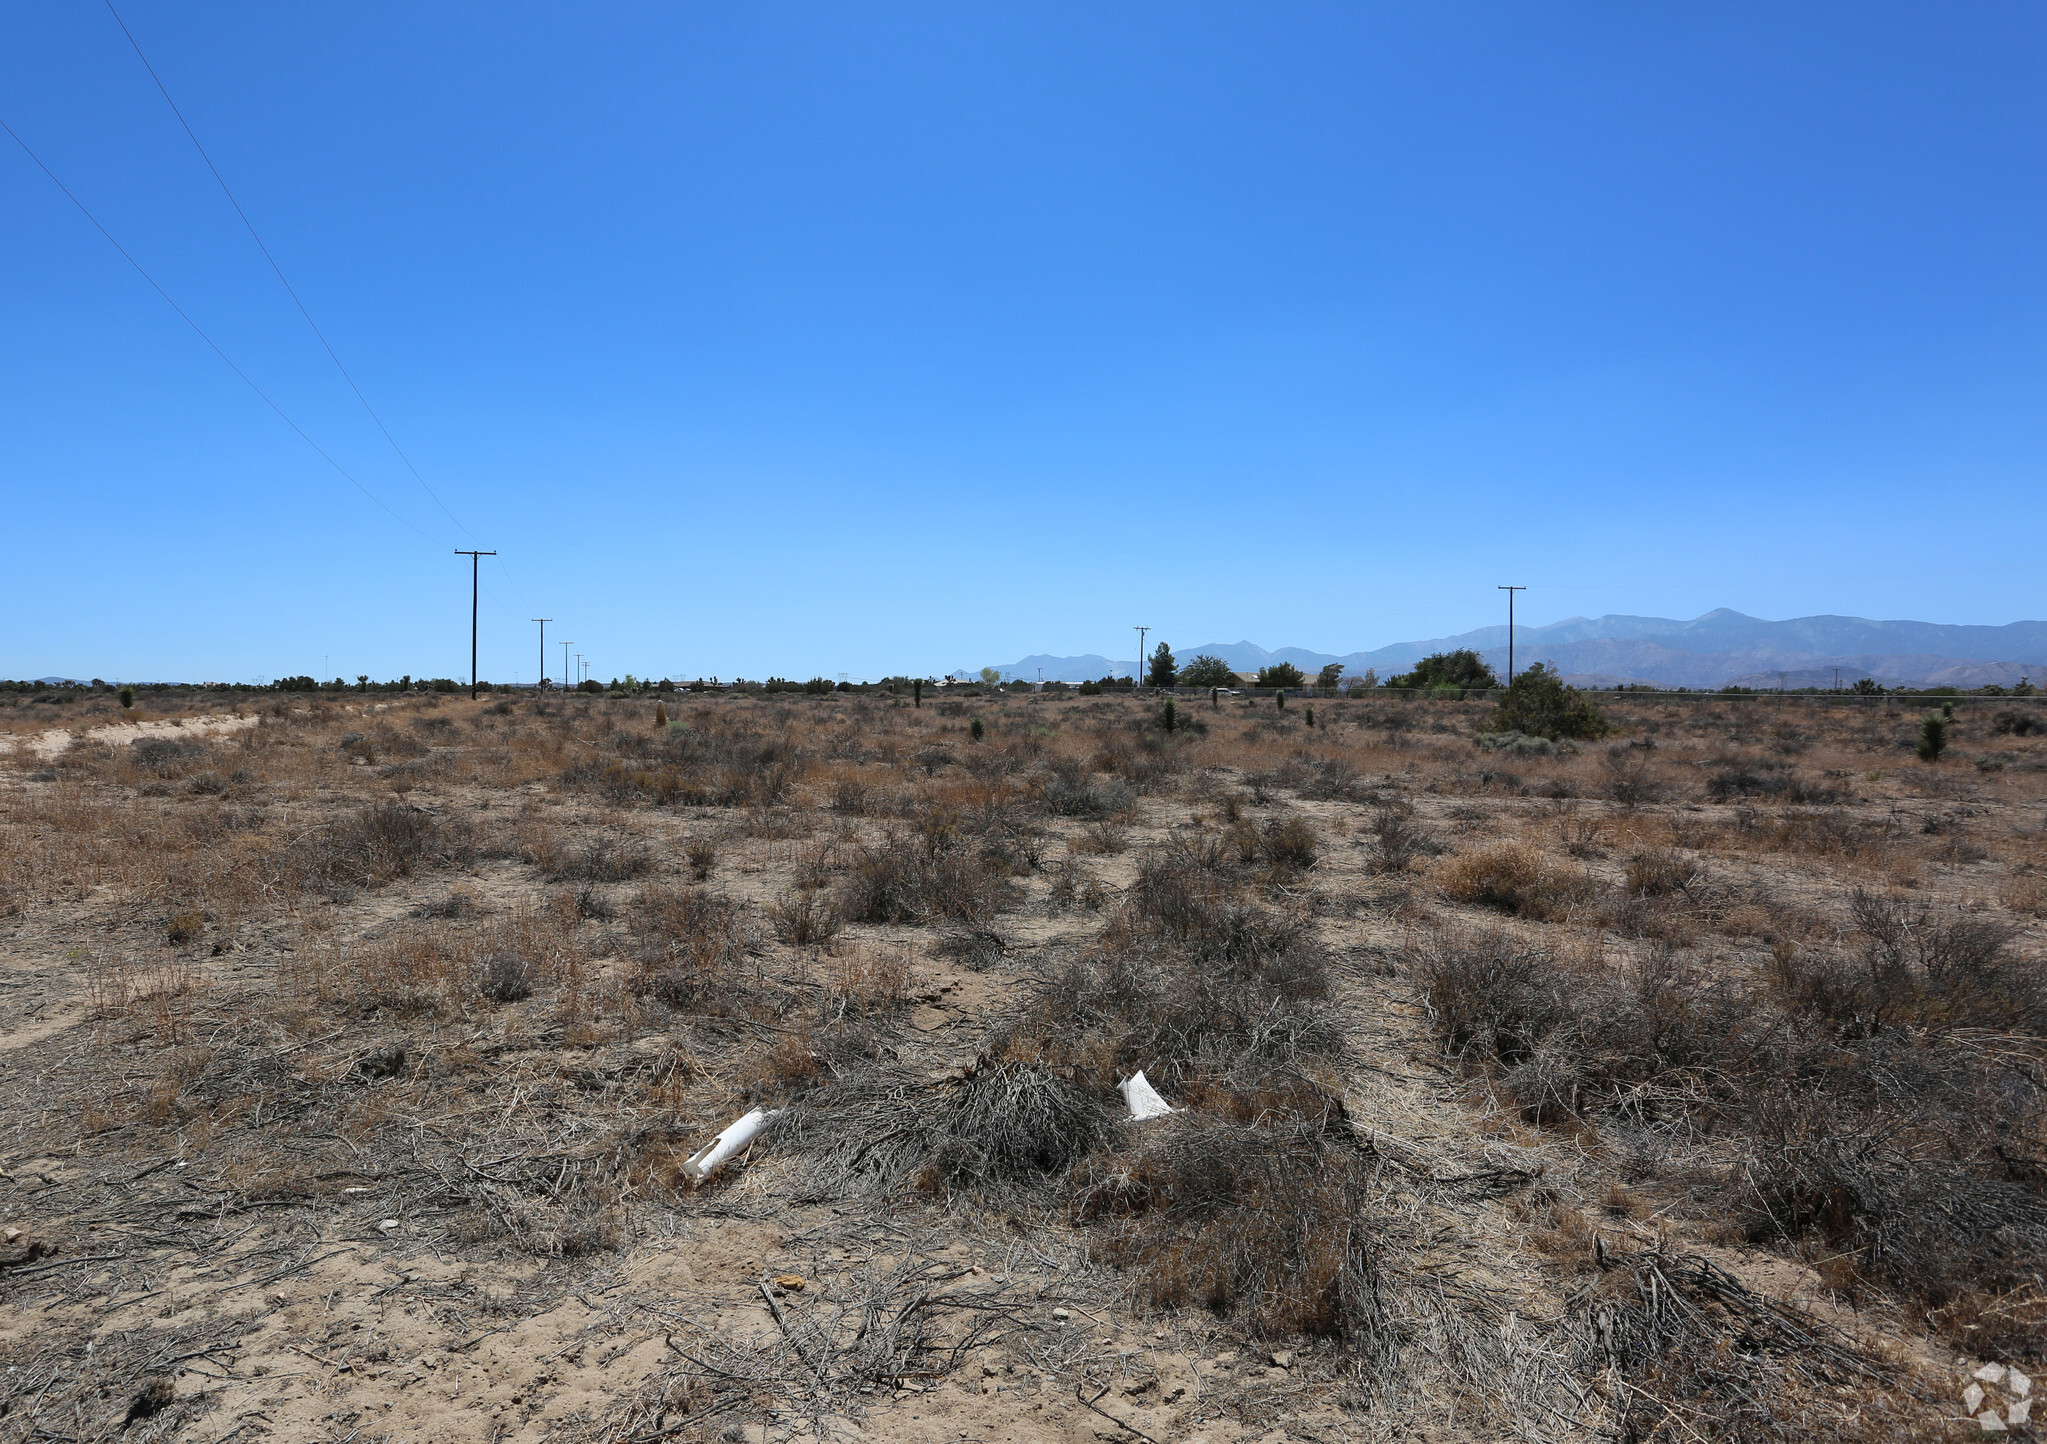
(0, 711, 259, 759)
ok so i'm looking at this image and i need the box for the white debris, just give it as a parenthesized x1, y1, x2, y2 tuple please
(2011, 1369, 2032, 1400)
(377, 1218, 399, 1232)
(1966, 1383, 1987, 1413)
(679, 1108, 783, 1183)
(1978, 1408, 2006, 1432)
(1977, 1364, 2009, 1386)
(1118, 1070, 1174, 1121)
(2008, 1399, 2032, 1427)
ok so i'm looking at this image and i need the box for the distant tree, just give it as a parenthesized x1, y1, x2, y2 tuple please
(1341, 670, 1377, 691)
(1256, 661, 1308, 689)
(1481, 663, 1608, 741)
(979, 667, 1002, 686)
(1388, 650, 1498, 691)
(579, 678, 602, 694)
(1179, 654, 1235, 688)
(1077, 680, 1103, 696)
(1316, 663, 1343, 690)
(1147, 642, 1178, 688)
(804, 676, 833, 695)
(357, 675, 370, 692)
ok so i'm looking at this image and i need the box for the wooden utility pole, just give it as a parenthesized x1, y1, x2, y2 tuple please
(1498, 586, 1525, 685)
(456, 550, 496, 698)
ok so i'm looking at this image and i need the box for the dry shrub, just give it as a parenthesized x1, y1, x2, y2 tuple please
(771, 885, 841, 946)
(1363, 801, 1440, 873)
(1259, 814, 1319, 874)
(824, 946, 910, 1013)
(546, 834, 652, 883)
(926, 1062, 1121, 1198)
(1435, 840, 1598, 920)
(1622, 847, 1702, 898)
(632, 884, 750, 1010)
(1073, 1118, 1389, 1347)
(684, 836, 716, 880)
(1414, 917, 2047, 1355)
(300, 800, 453, 887)
(1038, 763, 1134, 819)
(836, 832, 1020, 925)
(1569, 1246, 1891, 1442)
(1071, 820, 1127, 855)
(995, 842, 1340, 1113)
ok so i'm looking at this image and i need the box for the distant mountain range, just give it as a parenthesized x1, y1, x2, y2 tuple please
(980, 611, 2047, 689)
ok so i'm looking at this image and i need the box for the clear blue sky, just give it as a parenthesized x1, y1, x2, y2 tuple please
(6, 3, 2043, 682)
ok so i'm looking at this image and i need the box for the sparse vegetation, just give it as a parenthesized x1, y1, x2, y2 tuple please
(0, 682, 2033, 1440)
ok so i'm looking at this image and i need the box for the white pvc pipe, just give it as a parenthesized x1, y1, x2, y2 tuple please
(679, 1107, 783, 1183)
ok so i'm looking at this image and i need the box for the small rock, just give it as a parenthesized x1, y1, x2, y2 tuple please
(1212, 1353, 1238, 1369)
(1270, 1350, 1293, 1370)
(377, 1219, 400, 1233)
(1978, 1364, 2010, 1386)
(773, 1274, 806, 1292)
(1051, 1308, 1071, 1322)
(3, 1227, 20, 1243)
(982, 1363, 999, 1377)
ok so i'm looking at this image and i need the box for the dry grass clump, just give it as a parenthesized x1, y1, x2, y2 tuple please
(836, 829, 1021, 925)
(1435, 839, 1600, 920)
(1072, 1117, 1389, 1348)
(925, 1061, 1122, 1198)
(1568, 1246, 1892, 1442)
(291, 799, 459, 889)
(630, 883, 755, 1012)
(1413, 914, 2047, 1356)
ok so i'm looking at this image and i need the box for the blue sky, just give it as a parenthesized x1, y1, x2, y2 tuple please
(6, 2, 2043, 682)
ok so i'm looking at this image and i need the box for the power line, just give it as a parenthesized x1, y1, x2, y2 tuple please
(101, 0, 480, 549)
(0, 115, 443, 545)
(99, 3, 544, 630)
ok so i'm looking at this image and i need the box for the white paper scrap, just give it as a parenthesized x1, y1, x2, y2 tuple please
(1118, 1070, 1175, 1121)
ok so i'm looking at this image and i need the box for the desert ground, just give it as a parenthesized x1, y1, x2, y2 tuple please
(2, 684, 2043, 1442)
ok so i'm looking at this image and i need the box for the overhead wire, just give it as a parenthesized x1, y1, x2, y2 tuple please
(99, 4, 558, 683)
(100, 0, 546, 629)
(1, 114, 447, 547)
(99, 0, 488, 553)
(98, 2, 552, 626)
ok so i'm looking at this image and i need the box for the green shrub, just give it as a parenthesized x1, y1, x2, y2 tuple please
(1482, 663, 1607, 741)
(970, 716, 985, 742)
(117, 687, 135, 710)
(1256, 662, 1307, 689)
(1387, 649, 1497, 691)
(1917, 715, 1948, 761)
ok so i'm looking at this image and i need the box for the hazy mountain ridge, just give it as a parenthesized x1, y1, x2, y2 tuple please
(982, 611, 2047, 687)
